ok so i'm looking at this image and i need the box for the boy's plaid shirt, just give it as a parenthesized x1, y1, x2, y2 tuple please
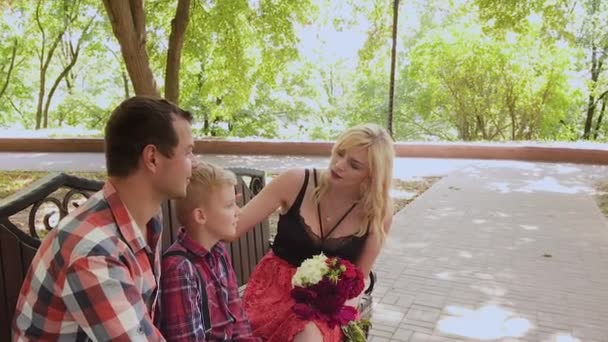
(159, 229, 259, 341)
(12, 181, 165, 341)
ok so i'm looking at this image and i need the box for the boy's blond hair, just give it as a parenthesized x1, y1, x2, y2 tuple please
(175, 160, 237, 226)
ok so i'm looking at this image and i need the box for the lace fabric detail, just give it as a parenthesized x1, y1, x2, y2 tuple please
(242, 252, 343, 341)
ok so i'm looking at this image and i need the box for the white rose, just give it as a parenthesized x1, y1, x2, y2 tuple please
(292, 254, 329, 287)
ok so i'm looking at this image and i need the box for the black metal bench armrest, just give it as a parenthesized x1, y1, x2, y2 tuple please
(364, 270, 376, 295)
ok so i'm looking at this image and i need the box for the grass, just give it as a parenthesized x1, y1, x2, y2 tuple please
(0, 171, 48, 199)
(0, 171, 106, 199)
(594, 180, 608, 218)
(391, 176, 441, 213)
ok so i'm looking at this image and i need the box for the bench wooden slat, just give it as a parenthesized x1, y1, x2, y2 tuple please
(0, 223, 28, 340)
(0, 223, 10, 342)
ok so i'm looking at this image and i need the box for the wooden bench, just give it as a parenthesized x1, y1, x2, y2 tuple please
(0, 170, 374, 340)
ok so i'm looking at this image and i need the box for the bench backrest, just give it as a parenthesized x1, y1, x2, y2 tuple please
(0, 170, 269, 341)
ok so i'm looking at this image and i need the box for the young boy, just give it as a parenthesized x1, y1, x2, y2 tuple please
(159, 161, 259, 341)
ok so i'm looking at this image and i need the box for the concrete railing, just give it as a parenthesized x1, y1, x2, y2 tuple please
(0, 138, 607, 165)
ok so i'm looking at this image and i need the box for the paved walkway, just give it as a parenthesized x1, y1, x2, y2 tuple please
(369, 162, 608, 342)
(3, 153, 608, 341)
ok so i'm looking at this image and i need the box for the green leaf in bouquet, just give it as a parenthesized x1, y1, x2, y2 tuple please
(341, 319, 372, 342)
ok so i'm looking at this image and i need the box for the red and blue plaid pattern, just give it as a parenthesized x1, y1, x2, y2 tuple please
(12, 181, 164, 341)
(159, 229, 259, 341)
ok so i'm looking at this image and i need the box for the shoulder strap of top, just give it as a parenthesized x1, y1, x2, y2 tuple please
(288, 169, 309, 214)
(162, 250, 211, 332)
(313, 168, 358, 240)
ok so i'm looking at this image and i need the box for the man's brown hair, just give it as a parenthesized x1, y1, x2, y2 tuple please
(104, 96, 193, 177)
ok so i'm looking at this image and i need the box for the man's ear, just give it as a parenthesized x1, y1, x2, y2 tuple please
(193, 207, 207, 225)
(141, 144, 158, 173)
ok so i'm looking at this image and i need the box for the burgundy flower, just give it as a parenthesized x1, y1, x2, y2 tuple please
(291, 286, 317, 303)
(291, 256, 366, 328)
(341, 259, 358, 279)
(347, 268, 365, 298)
(310, 278, 348, 314)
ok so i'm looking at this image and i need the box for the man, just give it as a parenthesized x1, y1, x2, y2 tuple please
(13, 96, 194, 341)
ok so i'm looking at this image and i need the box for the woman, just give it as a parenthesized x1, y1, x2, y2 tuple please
(235, 123, 394, 341)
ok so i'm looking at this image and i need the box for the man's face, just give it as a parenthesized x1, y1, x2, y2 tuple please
(155, 116, 194, 199)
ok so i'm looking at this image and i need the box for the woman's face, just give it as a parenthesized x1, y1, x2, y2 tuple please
(328, 146, 370, 189)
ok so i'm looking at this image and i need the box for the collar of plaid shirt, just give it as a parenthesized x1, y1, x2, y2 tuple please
(105, 180, 163, 254)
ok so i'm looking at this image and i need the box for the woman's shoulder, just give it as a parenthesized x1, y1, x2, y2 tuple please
(271, 168, 308, 186)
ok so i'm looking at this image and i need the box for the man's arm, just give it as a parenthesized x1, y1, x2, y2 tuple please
(158, 259, 207, 342)
(63, 256, 165, 342)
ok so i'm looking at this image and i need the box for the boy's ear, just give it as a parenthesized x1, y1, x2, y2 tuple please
(193, 207, 207, 225)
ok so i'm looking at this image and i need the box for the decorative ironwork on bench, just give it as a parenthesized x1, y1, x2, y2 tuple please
(0, 169, 267, 241)
(0, 173, 103, 247)
(28, 187, 95, 239)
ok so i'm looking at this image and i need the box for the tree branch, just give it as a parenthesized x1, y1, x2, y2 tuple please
(43, 14, 97, 126)
(165, 0, 191, 103)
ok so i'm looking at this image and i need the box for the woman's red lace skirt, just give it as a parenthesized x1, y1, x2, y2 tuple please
(242, 251, 343, 341)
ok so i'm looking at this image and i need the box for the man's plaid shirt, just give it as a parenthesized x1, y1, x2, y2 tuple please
(12, 181, 165, 341)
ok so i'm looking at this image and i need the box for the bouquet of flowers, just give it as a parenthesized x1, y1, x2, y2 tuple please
(291, 254, 371, 341)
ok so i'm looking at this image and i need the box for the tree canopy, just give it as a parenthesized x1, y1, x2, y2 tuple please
(0, 0, 606, 141)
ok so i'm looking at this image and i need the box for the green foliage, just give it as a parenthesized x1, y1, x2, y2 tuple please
(406, 16, 577, 141)
(0, 0, 607, 142)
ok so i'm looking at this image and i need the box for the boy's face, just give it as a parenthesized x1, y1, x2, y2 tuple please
(202, 184, 240, 240)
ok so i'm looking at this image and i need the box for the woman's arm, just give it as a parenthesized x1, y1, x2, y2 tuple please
(229, 169, 304, 241)
(355, 203, 394, 277)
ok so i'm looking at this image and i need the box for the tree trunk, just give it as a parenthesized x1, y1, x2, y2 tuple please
(593, 90, 608, 139)
(583, 0, 602, 139)
(35, 0, 65, 129)
(103, 0, 159, 97)
(0, 39, 17, 99)
(43, 15, 96, 128)
(165, 0, 191, 104)
(387, 0, 400, 137)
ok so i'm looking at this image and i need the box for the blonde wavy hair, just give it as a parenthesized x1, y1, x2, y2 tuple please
(313, 123, 394, 241)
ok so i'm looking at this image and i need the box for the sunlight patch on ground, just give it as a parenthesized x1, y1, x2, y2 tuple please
(518, 177, 593, 194)
(437, 304, 532, 340)
(488, 176, 594, 195)
(488, 182, 511, 193)
(403, 242, 428, 249)
(520, 224, 539, 230)
(458, 251, 473, 258)
(471, 283, 506, 296)
(547, 333, 581, 342)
